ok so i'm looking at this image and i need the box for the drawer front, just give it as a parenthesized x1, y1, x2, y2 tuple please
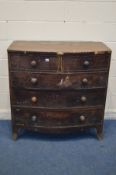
(11, 71, 108, 90)
(8, 52, 110, 72)
(62, 53, 110, 72)
(9, 52, 58, 71)
(12, 107, 104, 127)
(11, 89, 106, 108)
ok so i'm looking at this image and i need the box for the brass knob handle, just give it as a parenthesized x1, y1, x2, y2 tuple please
(31, 60, 37, 67)
(81, 96, 87, 102)
(80, 115, 85, 121)
(31, 77, 38, 84)
(82, 78, 88, 85)
(31, 96, 37, 103)
(83, 60, 90, 67)
(31, 115, 37, 122)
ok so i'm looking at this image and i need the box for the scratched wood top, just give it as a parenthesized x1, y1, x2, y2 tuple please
(8, 41, 111, 53)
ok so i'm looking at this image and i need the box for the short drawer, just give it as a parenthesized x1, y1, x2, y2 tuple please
(11, 89, 106, 108)
(12, 107, 104, 127)
(11, 71, 108, 90)
(62, 52, 110, 72)
(9, 52, 58, 72)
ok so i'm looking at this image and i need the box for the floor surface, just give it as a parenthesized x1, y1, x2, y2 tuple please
(0, 120, 116, 175)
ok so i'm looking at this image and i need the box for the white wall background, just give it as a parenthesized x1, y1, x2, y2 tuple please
(0, 0, 116, 119)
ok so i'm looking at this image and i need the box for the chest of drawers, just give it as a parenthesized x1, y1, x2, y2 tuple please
(8, 41, 111, 140)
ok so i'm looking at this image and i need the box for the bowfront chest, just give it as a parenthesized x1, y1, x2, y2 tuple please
(8, 41, 111, 140)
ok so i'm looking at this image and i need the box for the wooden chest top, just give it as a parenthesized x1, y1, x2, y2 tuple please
(8, 41, 111, 53)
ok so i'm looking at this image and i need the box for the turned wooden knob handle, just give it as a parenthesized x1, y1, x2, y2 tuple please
(83, 60, 90, 67)
(31, 77, 38, 84)
(31, 115, 37, 122)
(80, 115, 85, 121)
(82, 78, 88, 85)
(31, 60, 37, 67)
(81, 96, 87, 102)
(31, 96, 37, 103)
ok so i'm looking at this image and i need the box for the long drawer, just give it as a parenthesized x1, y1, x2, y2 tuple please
(10, 71, 108, 90)
(9, 52, 110, 72)
(12, 107, 104, 127)
(11, 89, 106, 108)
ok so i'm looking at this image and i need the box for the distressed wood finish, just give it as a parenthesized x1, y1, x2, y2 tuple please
(9, 52, 110, 72)
(12, 107, 103, 127)
(9, 52, 58, 72)
(11, 71, 108, 89)
(8, 41, 111, 140)
(12, 89, 106, 108)
(62, 52, 110, 72)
